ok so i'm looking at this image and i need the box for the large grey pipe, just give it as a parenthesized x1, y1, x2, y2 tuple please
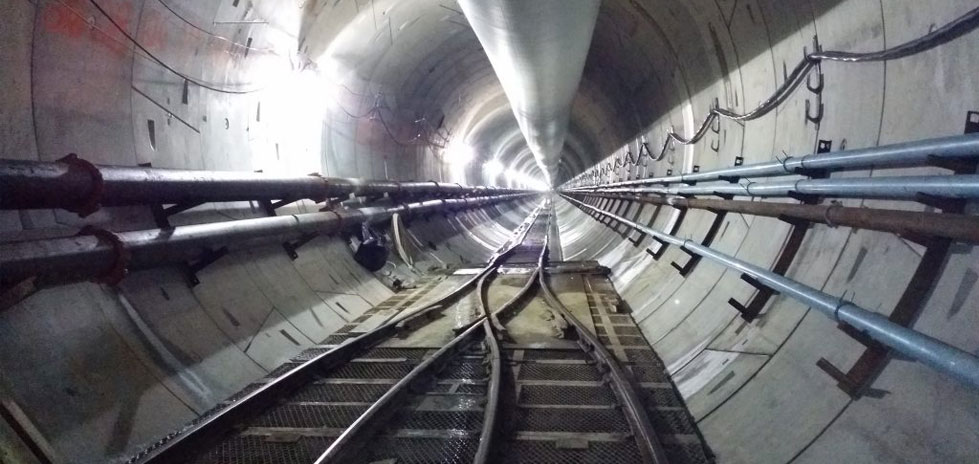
(458, 0, 601, 186)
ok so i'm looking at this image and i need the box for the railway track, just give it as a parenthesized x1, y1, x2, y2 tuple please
(129, 198, 711, 463)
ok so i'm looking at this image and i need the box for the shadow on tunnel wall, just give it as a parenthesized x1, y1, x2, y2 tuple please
(564, 0, 852, 182)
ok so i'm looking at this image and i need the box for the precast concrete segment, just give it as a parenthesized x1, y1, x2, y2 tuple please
(130, 201, 548, 463)
(562, 194, 979, 391)
(458, 0, 601, 184)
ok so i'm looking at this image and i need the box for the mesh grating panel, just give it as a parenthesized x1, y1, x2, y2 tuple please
(665, 442, 712, 464)
(440, 362, 486, 380)
(222, 382, 265, 404)
(649, 408, 697, 435)
(367, 437, 479, 464)
(518, 350, 589, 361)
(359, 347, 429, 360)
(265, 363, 302, 379)
(501, 439, 643, 464)
(456, 384, 488, 395)
(291, 348, 331, 362)
(625, 348, 662, 365)
(642, 387, 684, 408)
(518, 363, 602, 381)
(628, 365, 669, 383)
(291, 383, 390, 403)
(250, 404, 366, 428)
(611, 326, 642, 336)
(322, 334, 353, 345)
(601, 334, 647, 345)
(518, 385, 615, 406)
(189, 436, 333, 464)
(605, 315, 634, 324)
(518, 408, 630, 433)
(326, 361, 416, 379)
(398, 410, 483, 432)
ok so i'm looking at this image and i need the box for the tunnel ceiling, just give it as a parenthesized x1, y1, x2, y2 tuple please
(296, 0, 684, 186)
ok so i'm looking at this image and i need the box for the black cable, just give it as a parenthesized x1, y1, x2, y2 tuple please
(587, 7, 979, 183)
(88, 0, 262, 94)
(155, 0, 275, 53)
(811, 6, 979, 62)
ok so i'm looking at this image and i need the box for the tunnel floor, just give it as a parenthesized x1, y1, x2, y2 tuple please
(140, 268, 712, 463)
(125, 203, 713, 463)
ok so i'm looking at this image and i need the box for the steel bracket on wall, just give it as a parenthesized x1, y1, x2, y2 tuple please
(643, 206, 687, 260)
(727, 273, 781, 321)
(259, 198, 302, 217)
(183, 246, 229, 287)
(670, 205, 728, 276)
(726, 166, 826, 321)
(283, 233, 318, 261)
(816, 144, 976, 398)
(965, 110, 979, 134)
(152, 201, 206, 228)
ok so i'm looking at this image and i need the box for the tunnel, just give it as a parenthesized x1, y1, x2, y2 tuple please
(1, 0, 978, 463)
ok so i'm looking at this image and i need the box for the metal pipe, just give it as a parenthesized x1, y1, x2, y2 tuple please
(590, 175, 979, 201)
(0, 158, 522, 214)
(562, 194, 979, 390)
(568, 134, 979, 189)
(0, 194, 530, 286)
(458, 0, 601, 184)
(570, 192, 979, 243)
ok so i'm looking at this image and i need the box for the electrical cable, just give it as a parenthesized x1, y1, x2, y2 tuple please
(576, 6, 979, 185)
(88, 0, 263, 94)
(155, 0, 278, 53)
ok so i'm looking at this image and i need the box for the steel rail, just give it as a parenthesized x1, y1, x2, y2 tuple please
(0, 157, 523, 215)
(0, 194, 531, 287)
(566, 134, 979, 190)
(586, 174, 979, 201)
(563, 194, 979, 390)
(568, 192, 979, 243)
(474, 318, 502, 464)
(318, 202, 552, 463)
(130, 199, 546, 464)
(314, 320, 488, 463)
(391, 202, 547, 331)
(535, 209, 670, 464)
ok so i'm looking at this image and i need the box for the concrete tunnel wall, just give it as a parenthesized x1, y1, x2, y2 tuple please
(1, 0, 977, 463)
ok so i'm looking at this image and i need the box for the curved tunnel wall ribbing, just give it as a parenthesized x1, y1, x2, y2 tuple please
(0, 0, 977, 462)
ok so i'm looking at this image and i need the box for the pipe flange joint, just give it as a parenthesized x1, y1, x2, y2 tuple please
(59, 153, 104, 217)
(308, 172, 330, 203)
(77, 225, 130, 285)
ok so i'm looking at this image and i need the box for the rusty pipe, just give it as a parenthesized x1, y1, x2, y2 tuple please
(569, 192, 979, 243)
(0, 194, 532, 287)
(0, 158, 522, 216)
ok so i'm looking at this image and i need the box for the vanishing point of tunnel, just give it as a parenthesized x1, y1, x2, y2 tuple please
(1, 0, 978, 463)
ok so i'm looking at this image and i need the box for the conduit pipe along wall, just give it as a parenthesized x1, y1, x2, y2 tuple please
(458, 0, 601, 185)
(0, 194, 531, 287)
(561, 195, 979, 390)
(565, 134, 979, 190)
(569, 192, 979, 243)
(0, 159, 522, 215)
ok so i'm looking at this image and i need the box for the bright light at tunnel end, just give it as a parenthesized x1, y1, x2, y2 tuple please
(504, 168, 548, 191)
(445, 141, 475, 166)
